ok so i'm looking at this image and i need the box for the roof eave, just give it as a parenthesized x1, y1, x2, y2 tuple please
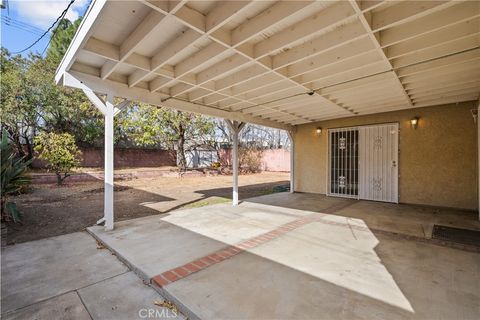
(55, 0, 107, 84)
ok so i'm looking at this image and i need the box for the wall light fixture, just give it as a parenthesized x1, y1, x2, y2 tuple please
(410, 117, 419, 129)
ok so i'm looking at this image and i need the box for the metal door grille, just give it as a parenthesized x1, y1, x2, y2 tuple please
(328, 128, 359, 198)
(358, 123, 399, 203)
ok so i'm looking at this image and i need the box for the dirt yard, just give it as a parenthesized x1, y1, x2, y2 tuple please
(5, 172, 289, 245)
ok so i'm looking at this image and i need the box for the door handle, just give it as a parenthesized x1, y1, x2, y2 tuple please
(392, 160, 397, 167)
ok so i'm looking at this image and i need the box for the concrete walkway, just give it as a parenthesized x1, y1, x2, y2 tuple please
(88, 193, 480, 319)
(1, 232, 184, 319)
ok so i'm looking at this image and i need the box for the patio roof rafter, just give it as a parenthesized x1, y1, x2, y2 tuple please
(165, 0, 460, 115)
(214, 23, 373, 110)
(172, 1, 379, 111)
(70, 58, 314, 124)
(138, 1, 357, 117)
(138, 3, 364, 123)
(64, 70, 292, 131)
(149, 0, 322, 94)
(242, 0, 478, 118)
(134, 0, 257, 90)
(57, 0, 480, 128)
(99, 10, 166, 80)
(348, 0, 413, 108)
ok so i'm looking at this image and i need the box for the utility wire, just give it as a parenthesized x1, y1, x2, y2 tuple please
(11, 0, 76, 54)
(2, 16, 45, 33)
(41, 17, 65, 55)
(2, 21, 44, 36)
(1, 17, 45, 36)
(42, 0, 93, 56)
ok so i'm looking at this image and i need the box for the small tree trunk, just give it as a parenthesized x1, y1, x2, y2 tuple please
(55, 172, 63, 185)
(1, 196, 6, 221)
(176, 134, 187, 171)
(24, 136, 34, 162)
(1, 221, 7, 247)
(6, 128, 26, 159)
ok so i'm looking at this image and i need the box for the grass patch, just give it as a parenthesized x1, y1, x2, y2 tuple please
(260, 184, 291, 196)
(183, 197, 231, 209)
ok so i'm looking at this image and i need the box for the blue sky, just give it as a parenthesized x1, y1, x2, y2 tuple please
(1, 0, 89, 56)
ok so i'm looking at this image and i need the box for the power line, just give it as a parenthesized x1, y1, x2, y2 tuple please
(1, 16, 45, 36)
(2, 16, 45, 33)
(42, 0, 93, 56)
(2, 21, 43, 36)
(41, 18, 66, 55)
(2, 17, 43, 34)
(10, 0, 76, 54)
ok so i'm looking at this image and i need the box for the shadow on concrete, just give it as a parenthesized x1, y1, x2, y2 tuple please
(245, 192, 480, 238)
(147, 180, 290, 214)
(88, 194, 480, 319)
(194, 181, 290, 200)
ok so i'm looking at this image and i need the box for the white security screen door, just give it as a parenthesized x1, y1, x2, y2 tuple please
(328, 123, 399, 203)
(358, 123, 399, 203)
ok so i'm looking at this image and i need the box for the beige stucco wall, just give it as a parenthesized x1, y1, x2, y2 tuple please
(294, 101, 478, 210)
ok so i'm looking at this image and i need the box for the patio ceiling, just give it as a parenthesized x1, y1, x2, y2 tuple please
(56, 0, 480, 130)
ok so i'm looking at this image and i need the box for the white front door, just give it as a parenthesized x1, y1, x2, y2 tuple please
(358, 123, 399, 203)
(328, 123, 399, 203)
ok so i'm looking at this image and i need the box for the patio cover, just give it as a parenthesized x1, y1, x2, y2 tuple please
(55, 0, 480, 229)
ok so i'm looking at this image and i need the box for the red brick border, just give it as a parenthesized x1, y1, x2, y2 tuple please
(152, 199, 480, 288)
(152, 201, 361, 288)
(152, 215, 318, 287)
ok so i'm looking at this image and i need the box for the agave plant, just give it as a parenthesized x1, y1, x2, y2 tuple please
(1, 129, 32, 223)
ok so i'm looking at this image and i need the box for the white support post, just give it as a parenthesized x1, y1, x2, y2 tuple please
(82, 87, 130, 230)
(104, 94, 115, 230)
(232, 127, 239, 206)
(287, 130, 295, 193)
(226, 120, 245, 206)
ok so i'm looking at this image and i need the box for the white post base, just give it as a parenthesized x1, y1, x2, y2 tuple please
(226, 120, 245, 206)
(287, 130, 295, 193)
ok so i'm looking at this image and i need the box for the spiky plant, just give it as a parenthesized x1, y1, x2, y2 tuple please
(1, 129, 32, 223)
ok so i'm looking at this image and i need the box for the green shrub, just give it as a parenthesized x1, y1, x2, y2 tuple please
(34, 132, 81, 185)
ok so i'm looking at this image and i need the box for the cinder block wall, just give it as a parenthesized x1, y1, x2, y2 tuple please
(32, 148, 177, 168)
(294, 101, 478, 210)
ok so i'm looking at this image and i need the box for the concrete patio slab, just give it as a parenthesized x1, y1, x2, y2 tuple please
(1, 292, 90, 320)
(88, 216, 227, 280)
(248, 192, 480, 238)
(1, 232, 128, 313)
(88, 193, 480, 319)
(87, 201, 310, 279)
(164, 220, 480, 319)
(78, 271, 185, 320)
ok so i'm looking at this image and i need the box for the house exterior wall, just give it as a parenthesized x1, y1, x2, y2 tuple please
(477, 99, 480, 218)
(294, 101, 478, 210)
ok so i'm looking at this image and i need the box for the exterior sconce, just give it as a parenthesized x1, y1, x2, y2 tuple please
(471, 109, 477, 124)
(410, 117, 419, 129)
(316, 127, 322, 135)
